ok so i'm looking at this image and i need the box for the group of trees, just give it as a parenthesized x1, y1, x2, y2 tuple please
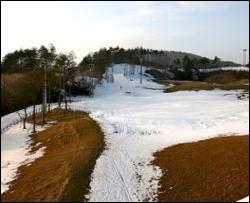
(78, 46, 222, 81)
(78, 47, 150, 78)
(170, 55, 221, 80)
(1, 45, 77, 132)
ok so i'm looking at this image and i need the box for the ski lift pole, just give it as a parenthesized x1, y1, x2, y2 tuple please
(110, 48, 119, 72)
(139, 55, 143, 84)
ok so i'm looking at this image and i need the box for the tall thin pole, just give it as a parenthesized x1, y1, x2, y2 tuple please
(111, 52, 114, 65)
(58, 67, 62, 107)
(243, 49, 247, 66)
(139, 56, 143, 84)
(44, 63, 47, 111)
(42, 61, 47, 124)
(32, 102, 36, 133)
(63, 65, 67, 110)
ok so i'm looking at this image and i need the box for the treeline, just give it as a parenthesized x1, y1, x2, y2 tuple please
(173, 55, 219, 80)
(1, 45, 81, 132)
(2, 45, 224, 79)
(79, 47, 160, 74)
(79, 46, 223, 80)
(1, 45, 75, 73)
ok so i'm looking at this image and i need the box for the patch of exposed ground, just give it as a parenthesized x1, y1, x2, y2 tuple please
(159, 79, 249, 92)
(153, 135, 249, 202)
(1, 108, 105, 202)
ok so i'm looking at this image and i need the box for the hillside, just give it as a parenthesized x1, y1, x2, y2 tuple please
(143, 50, 241, 67)
(144, 50, 202, 66)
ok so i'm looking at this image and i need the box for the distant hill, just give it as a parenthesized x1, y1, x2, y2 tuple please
(218, 61, 241, 67)
(144, 51, 202, 66)
(143, 50, 241, 67)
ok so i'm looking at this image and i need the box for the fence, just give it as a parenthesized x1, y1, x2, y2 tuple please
(1, 107, 42, 134)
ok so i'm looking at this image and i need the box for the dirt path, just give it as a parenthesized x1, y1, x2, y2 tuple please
(153, 135, 249, 202)
(1, 108, 105, 202)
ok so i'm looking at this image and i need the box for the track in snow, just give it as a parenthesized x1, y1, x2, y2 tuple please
(70, 64, 249, 202)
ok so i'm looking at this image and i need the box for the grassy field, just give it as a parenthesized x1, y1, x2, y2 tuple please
(157, 70, 249, 92)
(158, 79, 249, 92)
(153, 135, 249, 202)
(1, 108, 105, 202)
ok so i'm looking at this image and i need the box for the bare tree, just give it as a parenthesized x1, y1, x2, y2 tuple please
(55, 52, 76, 110)
(25, 69, 43, 133)
(38, 44, 56, 124)
(55, 54, 67, 108)
(14, 76, 31, 129)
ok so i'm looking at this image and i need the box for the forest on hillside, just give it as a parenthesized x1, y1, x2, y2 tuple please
(1, 45, 248, 117)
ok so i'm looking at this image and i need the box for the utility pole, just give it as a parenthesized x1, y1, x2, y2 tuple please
(58, 67, 62, 107)
(42, 59, 48, 124)
(137, 52, 143, 85)
(243, 49, 247, 66)
(63, 64, 67, 111)
(139, 56, 143, 84)
(111, 51, 115, 66)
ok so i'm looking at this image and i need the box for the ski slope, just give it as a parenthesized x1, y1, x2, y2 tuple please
(70, 64, 249, 202)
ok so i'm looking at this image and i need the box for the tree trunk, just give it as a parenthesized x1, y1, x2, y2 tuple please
(23, 108, 27, 129)
(140, 64, 142, 84)
(65, 92, 68, 110)
(42, 108, 45, 125)
(32, 103, 36, 133)
(42, 65, 47, 124)
(58, 71, 62, 107)
(22, 119, 26, 129)
(48, 86, 51, 112)
(63, 66, 67, 110)
(16, 111, 25, 129)
(69, 83, 72, 103)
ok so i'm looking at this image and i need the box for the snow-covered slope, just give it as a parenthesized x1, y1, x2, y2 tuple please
(199, 66, 249, 72)
(70, 64, 249, 202)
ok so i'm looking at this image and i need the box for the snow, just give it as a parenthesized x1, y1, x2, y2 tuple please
(1, 104, 57, 194)
(238, 196, 249, 202)
(1, 123, 46, 193)
(1, 105, 42, 131)
(199, 66, 249, 72)
(69, 64, 249, 202)
(1, 104, 57, 131)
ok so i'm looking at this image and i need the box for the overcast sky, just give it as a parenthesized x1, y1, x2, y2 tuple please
(1, 1, 249, 63)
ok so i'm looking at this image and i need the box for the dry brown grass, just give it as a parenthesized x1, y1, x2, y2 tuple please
(159, 79, 249, 92)
(205, 72, 239, 84)
(153, 135, 249, 202)
(1, 108, 105, 202)
(1, 73, 25, 82)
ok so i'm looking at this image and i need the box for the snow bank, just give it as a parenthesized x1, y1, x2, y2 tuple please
(1, 123, 46, 193)
(70, 64, 249, 202)
(1, 103, 57, 194)
(238, 196, 249, 202)
(199, 66, 249, 72)
(1, 103, 57, 131)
